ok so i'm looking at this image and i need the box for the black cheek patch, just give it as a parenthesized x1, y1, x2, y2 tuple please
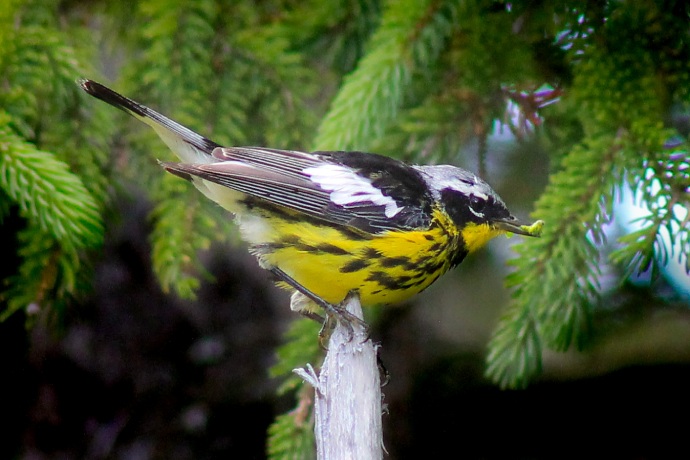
(440, 189, 483, 225)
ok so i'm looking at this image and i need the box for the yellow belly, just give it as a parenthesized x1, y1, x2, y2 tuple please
(206, 178, 504, 307)
(254, 209, 468, 307)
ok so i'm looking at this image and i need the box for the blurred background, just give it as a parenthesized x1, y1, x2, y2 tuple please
(1, 1, 690, 459)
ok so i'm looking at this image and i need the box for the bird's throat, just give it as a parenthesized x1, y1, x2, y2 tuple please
(461, 222, 504, 253)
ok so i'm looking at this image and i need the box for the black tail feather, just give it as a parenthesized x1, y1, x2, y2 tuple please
(78, 79, 220, 155)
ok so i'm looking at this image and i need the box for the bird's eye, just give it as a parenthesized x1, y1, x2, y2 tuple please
(469, 195, 484, 211)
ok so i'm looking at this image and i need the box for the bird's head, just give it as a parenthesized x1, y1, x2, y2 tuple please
(415, 165, 543, 253)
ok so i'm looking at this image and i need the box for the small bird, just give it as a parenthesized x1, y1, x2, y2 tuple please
(79, 79, 543, 330)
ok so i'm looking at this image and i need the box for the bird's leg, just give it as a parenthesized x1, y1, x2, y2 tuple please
(298, 309, 334, 350)
(271, 268, 369, 343)
(330, 290, 371, 342)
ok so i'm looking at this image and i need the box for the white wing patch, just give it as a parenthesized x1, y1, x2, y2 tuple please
(303, 164, 403, 218)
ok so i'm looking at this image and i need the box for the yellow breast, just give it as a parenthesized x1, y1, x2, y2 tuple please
(253, 208, 464, 307)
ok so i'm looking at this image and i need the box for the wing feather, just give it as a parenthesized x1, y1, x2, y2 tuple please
(78, 82, 432, 232)
(163, 147, 432, 233)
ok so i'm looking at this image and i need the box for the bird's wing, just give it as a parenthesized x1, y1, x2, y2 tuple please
(78, 80, 433, 233)
(163, 148, 433, 233)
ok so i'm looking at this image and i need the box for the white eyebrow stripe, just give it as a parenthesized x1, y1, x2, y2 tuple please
(303, 164, 404, 218)
(437, 177, 490, 201)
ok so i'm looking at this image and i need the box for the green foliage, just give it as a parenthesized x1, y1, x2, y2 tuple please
(0, 116, 102, 250)
(149, 175, 216, 298)
(0, 0, 109, 322)
(486, 135, 620, 388)
(2, 227, 72, 322)
(0, 116, 103, 321)
(611, 145, 690, 277)
(485, 0, 690, 388)
(269, 318, 322, 395)
(267, 409, 316, 460)
(265, 319, 321, 460)
(313, 0, 459, 151)
(277, 0, 381, 74)
(368, 2, 543, 163)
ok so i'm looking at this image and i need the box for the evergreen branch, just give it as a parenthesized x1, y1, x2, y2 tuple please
(149, 174, 219, 299)
(484, 299, 541, 390)
(0, 114, 103, 251)
(0, 0, 21, 73)
(488, 28, 687, 388)
(277, 0, 381, 74)
(1, 225, 77, 322)
(612, 147, 690, 277)
(0, 1, 111, 323)
(57, 90, 113, 205)
(210, 56, 254, 146)
(0, 4, 112, 205)
(270, 318, 322, 395)
(369, 90, 481, 164)
(313, 0, 458, 151)
(573, 41, 688, 279)
(266, 319, 320, 458)
(126, 0, 218, 128)
(230, 26, 317, 148)
(123, 0, 227, 297)
(1, 22, 91, 139)
(38, 80, 114, 207)
(486, 135, 622, 388)
(370, 4, 549, 164)
(267, 401, 316, 460)
(613, 217, 667, 280)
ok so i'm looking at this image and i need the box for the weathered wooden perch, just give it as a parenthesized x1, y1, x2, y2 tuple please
(294, 293, 383, 460)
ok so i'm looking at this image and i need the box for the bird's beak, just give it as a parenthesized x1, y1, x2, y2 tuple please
(492, 217, 544, 237)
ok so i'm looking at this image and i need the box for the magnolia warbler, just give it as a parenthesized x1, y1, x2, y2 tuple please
(79, 79, 543, 330)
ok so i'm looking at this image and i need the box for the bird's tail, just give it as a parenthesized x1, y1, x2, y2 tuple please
(78, 79, 220, 164)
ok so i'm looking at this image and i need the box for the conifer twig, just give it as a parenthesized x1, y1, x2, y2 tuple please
(294, 293, 383, 459)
